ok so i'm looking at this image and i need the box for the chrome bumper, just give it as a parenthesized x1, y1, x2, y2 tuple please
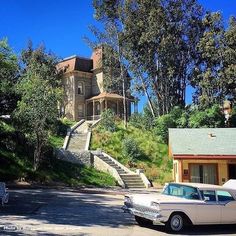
(122, 205, 164, 225)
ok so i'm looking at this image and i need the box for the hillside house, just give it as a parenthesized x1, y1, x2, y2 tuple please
(169, 128, 236, 185)
(57, 47, 137, 121)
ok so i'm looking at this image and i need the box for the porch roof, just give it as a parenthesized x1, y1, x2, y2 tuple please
(86, 92, 134, 102)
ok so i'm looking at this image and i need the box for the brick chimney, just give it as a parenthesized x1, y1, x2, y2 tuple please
(91, 47, 102, 70)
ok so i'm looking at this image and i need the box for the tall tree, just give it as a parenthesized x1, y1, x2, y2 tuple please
(123, 0, 204, 115)
(222, 16, 236, 103)
(191, 12, 225, 108)
(0, 38, 19, 115)
(92, 0, 204, 116)
(192, 14, 236, 108)
(15, 44, 62, 170)
(91, 0, 130, 128)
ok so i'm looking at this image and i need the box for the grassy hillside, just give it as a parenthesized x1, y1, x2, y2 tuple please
(90, 122, 173, 184)
(0, 119, 116, 187)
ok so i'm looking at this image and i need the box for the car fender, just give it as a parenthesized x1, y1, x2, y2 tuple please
(159, 204, 196, 224)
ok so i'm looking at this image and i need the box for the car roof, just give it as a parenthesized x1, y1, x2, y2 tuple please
(169, 182, 229, 191)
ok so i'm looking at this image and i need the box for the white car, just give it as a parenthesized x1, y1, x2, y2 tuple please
(122, 180, 236, 232)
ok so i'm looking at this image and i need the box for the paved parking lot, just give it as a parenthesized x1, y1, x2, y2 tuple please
(0, 188, 236, 235)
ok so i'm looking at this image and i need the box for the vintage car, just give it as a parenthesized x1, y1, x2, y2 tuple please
(122, 181, 236, 232)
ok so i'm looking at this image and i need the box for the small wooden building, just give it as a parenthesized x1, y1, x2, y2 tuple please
(169, 128, 236, 185)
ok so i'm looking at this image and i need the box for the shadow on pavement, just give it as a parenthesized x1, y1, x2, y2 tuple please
(0, 189, 134, 228)
(1, 189, 236, 235)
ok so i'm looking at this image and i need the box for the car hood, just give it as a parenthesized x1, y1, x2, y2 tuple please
(128, 193, 202, 207)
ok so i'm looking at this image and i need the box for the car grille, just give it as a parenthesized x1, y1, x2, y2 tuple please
(133, 204, 158, 214)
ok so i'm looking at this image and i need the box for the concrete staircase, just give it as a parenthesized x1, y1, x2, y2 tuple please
(95, 153, 146, 189)
(120, 174, 146, 188)
(96, 153, 128, 175)
(67, 121, 94, 152)
(62, 120, 149, 189)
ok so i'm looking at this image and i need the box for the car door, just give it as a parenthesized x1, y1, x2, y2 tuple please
(217, 190, 236, 223)
(195, 190, 221, 224)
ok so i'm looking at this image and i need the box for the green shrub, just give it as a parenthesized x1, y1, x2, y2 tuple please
(189, 105, 224, 128)
(154, 114, 176, 143)
(122, 137, 142, 163)
(129, 113, 144, 129)
(99, 109, 117, 132)
(143, 106, 155, 130)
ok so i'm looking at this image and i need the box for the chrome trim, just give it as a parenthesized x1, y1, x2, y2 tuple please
(160, 202, 220, 206)
(122, 205, 163, 223)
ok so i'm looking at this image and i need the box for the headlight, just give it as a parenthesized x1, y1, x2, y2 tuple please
(151, 202, 160, 210)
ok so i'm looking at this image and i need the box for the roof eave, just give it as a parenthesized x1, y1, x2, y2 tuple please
(173, 154, 236, 160)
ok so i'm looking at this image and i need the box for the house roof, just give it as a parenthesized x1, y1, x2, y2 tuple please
(169, 128, 236, 156)
(57, 56, 93, 73)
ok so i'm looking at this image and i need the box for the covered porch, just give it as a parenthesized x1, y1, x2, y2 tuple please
(86, 92, 137, 120)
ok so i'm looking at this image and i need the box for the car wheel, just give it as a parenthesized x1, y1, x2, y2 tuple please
(166, 213, 184, 232)
(135, 216, 152, 227)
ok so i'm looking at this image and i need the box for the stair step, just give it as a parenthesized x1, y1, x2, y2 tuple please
(125, 183, 145, 186)
(126, 186, 145, 188)
(110, 165, 122, 168)
(120, 176, 141, 178)
(105, 162, 116, 165)
(124, 184, 144, 187)
(122, 179, 143, 183)
(120, 175, 140, 177)
(123, 182, 144, 185)
(120, 178, 141, 180)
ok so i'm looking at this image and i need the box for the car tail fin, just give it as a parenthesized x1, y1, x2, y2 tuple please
(223, 179, 236, 190)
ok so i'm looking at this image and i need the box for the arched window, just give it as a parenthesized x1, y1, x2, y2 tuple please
(78, 82, 84, 95)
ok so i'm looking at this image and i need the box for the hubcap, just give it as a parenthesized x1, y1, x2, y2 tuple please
(171, 215, 183, 231)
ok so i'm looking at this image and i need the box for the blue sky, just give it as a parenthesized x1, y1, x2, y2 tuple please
(1, 0, 235, 111)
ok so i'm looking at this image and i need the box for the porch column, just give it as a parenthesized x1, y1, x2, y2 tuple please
(105, 99, 108, 110)
(100, 99, 103, 113)
(134, 98, 138, 113)
(127, 100, 130, 118)
(93, 100, 95, 120)
(116, 100, 119, 116)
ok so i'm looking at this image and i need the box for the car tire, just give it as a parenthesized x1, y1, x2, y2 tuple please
(135, 216, 152, 227)
(165, 213, 185, 233)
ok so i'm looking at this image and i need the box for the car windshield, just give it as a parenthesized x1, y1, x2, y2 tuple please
(162, 183, 200, 200)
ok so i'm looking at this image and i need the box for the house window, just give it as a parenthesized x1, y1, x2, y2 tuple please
(78, 82, 84, 95)
(190, 164, 217, 185)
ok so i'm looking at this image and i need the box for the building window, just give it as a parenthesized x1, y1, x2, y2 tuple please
(190, 164, 217, 185)
(78, 82, 83, 95)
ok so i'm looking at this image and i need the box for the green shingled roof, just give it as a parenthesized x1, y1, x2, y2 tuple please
(169, 128, 236, 155)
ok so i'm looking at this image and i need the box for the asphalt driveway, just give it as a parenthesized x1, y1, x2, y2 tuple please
(0, 188, 236, 236)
